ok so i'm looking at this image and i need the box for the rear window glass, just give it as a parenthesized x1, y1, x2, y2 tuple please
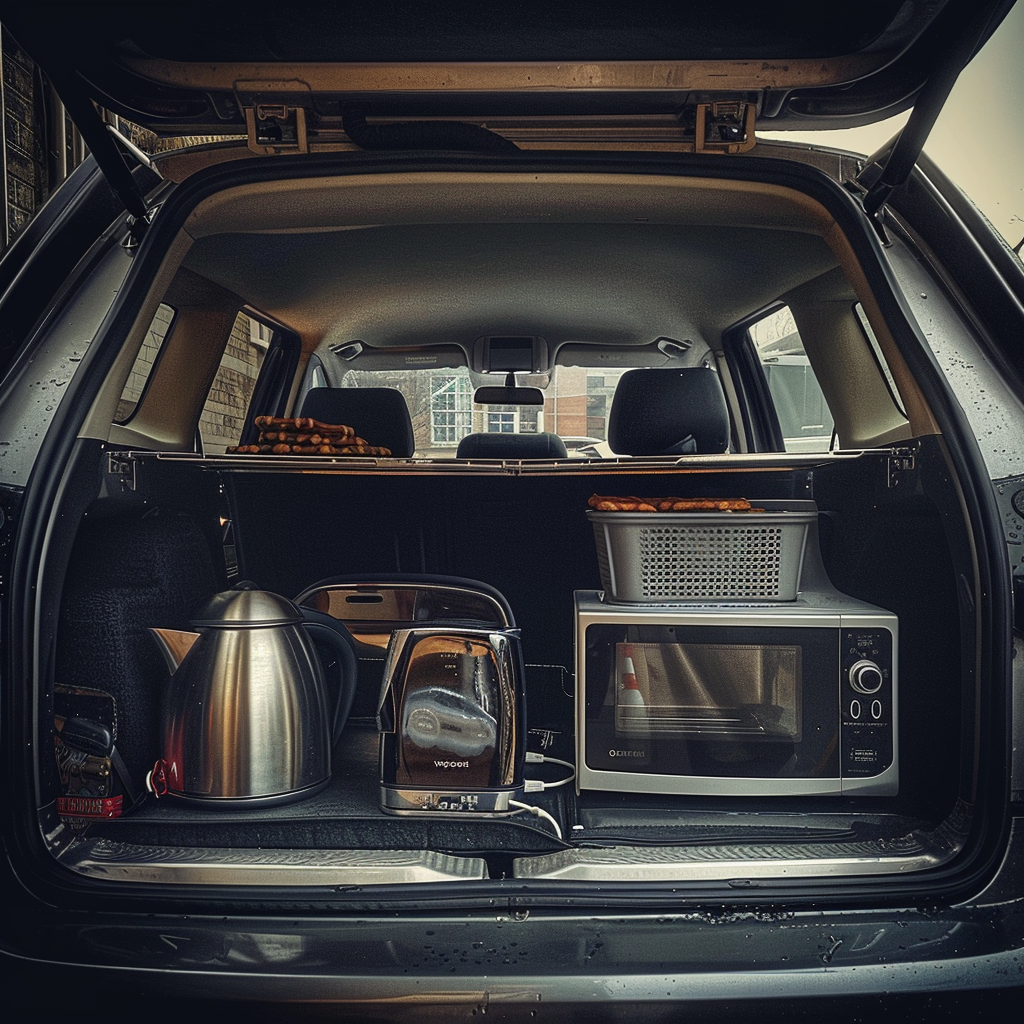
(199, 313, 273, 454)
(749, 306, 835, 453)
(115, 303, 175, 423)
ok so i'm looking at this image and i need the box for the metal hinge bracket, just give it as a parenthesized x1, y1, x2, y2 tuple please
(887, 448, 917, 489)
(245, 104, 309, 155)
(843, 177, 891, 246)
(122, 204, 159, 254)
(106, 452, 137, 492)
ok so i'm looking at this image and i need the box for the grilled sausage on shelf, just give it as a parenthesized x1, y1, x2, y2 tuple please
(588, 495, 754, 512)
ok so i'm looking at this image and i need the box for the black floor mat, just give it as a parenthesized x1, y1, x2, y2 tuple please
(86, 723, 567, 854)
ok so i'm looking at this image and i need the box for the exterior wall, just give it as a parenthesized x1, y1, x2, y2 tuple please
(199, 313, 269, 454)
(0, 26, 84, 254)
(115, 303, 176, 422)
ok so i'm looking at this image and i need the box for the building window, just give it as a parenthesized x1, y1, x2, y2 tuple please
(430, 374, 473, 445)
(486, 406, 540, 433)
(519, 406, 540, 432)
(487, 410, 515, 433)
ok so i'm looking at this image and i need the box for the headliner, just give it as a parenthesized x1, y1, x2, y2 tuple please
(182, 220, 839, 355)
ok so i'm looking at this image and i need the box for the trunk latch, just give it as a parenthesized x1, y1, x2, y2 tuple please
(692, 102, 756, 155)
(245, 104, 309, 155)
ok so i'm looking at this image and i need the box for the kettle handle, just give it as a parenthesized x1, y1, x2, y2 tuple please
(300, 610, 358, 749)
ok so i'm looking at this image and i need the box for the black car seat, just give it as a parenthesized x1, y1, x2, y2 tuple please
(298, 386, 416, 457)
(456, 431, 568, 459)
(607, 367, 730, 455)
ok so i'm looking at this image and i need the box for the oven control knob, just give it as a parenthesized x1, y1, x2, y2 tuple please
(849, 659, 884, 694)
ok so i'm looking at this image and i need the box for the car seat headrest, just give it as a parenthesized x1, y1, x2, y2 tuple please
(456, 431, 568, 459)
(607, 368, 730, 456)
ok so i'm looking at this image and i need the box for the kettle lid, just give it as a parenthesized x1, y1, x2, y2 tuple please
(191, 584, 303, 628)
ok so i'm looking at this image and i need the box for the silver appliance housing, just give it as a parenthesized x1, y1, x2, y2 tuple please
(575, 588, 898, 797)
(377, 626, 526, 816)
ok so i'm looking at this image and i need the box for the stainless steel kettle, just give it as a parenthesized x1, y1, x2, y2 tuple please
(148, 585, 355, 807)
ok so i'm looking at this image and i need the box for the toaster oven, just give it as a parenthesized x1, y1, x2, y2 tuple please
(575, 590, 898, 797)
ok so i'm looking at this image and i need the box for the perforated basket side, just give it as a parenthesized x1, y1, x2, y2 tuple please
(637, 522, 791, 599)
(588, 508, 813, 603)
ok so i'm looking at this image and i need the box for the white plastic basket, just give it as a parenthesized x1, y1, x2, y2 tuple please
(588, 500, 816, 603)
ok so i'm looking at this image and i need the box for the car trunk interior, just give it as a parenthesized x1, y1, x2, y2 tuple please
(35, 166, 982, 896)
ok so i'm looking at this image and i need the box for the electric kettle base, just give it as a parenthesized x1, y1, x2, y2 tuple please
(381, 785, 517, 816)
(164, 778, 331, 810)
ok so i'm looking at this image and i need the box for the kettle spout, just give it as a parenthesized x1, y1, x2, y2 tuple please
(150, 628, 201, 675)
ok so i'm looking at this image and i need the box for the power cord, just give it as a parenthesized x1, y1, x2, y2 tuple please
(522, 751, 575, 792)
(511, 752, 576, 839)
(509, 799, 563, 840)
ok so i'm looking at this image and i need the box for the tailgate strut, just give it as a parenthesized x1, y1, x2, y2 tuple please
(44, 69, 153, 226)
(857, 0, 1012, 221)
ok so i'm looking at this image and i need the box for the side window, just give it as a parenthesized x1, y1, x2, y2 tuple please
(115, 303, 175, 423)
(854, 302, 906, 416)
(749, 306, 835, 453)
(310, 362, 328, 391)
(199, 312, 273, 454)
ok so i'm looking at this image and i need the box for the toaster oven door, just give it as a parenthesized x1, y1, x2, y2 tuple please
(583, 624, 841, 785)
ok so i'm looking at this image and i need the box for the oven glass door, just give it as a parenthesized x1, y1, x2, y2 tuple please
(584, 624, 840, 780)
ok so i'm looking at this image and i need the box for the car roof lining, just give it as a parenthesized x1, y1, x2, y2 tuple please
(97, 171, 931, 450)
(178, 173, 841, 351)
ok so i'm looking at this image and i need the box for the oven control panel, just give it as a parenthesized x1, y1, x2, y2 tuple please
(840, 628, 894, 779)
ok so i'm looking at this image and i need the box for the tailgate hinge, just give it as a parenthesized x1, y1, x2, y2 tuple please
(245, 104, 309, 155)
(122, 204, 160, 254)
(887, 447, 917, 489)
(692, 102, 756, 155)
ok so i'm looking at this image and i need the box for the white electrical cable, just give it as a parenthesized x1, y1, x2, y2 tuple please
(509, 799, 563, 840)
(526, 753, 574, 771)
(523, 751, 576, 790)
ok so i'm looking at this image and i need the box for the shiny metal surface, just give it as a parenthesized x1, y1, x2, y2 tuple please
(161, 623, 330, 801)
(379, 627, 525, 812)
(297, 580, 513, 642)
(63, 838, 486, 884)
(191, 587, 303, 627)
(154, 590, 335, 803)
(380, 785, 514, 815)
(513, 842, 945, 881)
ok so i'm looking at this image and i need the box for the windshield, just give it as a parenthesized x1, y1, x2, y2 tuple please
(335, 365, 631, 457)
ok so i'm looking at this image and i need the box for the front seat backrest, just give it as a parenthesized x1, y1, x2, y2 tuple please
(456, 431, 568, 459)
(298, 387, 416, 457)
(607, 368, 730, 455)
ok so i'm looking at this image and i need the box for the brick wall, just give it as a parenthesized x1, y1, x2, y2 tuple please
(1, 26, 82, 253)
(2, 28, 40, 245)
(199, 313, 268, 454)
(115, 303, 176, 422)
